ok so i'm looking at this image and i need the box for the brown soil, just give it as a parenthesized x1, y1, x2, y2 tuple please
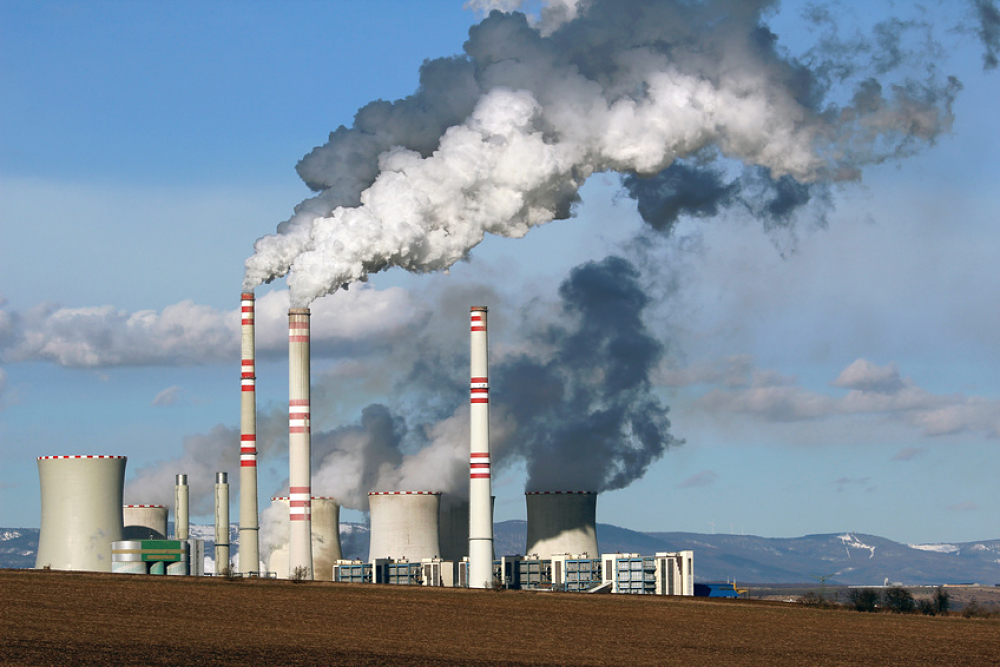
(3, 569, 998, 666)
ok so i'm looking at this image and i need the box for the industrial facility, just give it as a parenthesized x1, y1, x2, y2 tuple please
(31, 300, 694, 595)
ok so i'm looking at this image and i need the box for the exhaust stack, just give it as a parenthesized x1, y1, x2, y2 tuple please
(215, 472, 230, 574)
(174, 474, 189, 540)
(238, 292, 260, 574)
(468, 306, 494, 588)
(288, 308, 313, 579)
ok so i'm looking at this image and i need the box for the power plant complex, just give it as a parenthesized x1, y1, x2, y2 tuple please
(31, 299, 695, 595)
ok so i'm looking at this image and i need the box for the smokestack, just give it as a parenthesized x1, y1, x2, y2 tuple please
(368, 491, 442, 562)
(123, 505, 168, 540)
(525, 491, 599, 559)
(288, 307, 313, 579)
(35, 455, 126, 572)
(238, 292, 260, 574)
(468, 306, 493, 588)
(174, 474, 189, 540)
(214, 472, 230, 575)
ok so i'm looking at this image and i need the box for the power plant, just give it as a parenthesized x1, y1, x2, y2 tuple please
(28, 305, 694, 596)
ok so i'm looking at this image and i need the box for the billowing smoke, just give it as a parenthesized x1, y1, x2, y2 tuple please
(496, 256, 679, 491)
(245, 0, 966, 306)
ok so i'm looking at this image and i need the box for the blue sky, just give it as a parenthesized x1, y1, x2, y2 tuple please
(1, 0, 998, 547)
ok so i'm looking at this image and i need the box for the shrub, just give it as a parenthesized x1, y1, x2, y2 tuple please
(933, 587, 950, 614)
(847, 588, 880, 613)
(883, 587, 916, 614)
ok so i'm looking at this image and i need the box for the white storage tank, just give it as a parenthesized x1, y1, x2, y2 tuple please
(35, 455, 126, 572)
(266, 495, 342, 580)
(123, 505, 168, 540)
(525, 491, 599, 559)
(368, 491, 441, 563)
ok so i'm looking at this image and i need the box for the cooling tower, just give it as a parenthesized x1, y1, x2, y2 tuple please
(215, 472, 230, 574)
(238, 291, 260, 574)
(468, 306, 494, 588)
(123, 505, 168, 540)
(368, 492, 441, 562)
(438, 494, 469, 563)
(35, 455, 126, 572)
(288, 307, 313, 579)
(266, 496, 342, 581)
(174, 474, 189, 540)
(525, 491, 599, 559)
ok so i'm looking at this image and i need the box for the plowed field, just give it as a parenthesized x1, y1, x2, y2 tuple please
(3, 570, 998, 666)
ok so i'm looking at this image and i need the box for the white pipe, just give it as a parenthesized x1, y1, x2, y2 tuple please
(174, 473, 189, 540)
(288, 308, 313, 579)
(238, 291, 260, 574)
(215, 472, 230, 574)
(468, 306, 494, 588)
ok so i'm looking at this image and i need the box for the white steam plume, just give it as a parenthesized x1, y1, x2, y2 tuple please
(245, 0, 964, 307)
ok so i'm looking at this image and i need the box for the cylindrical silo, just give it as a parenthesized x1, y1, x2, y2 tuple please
(238, 291, 261, 574)
(215, 472, 230, 574)
(438, 494, 469, 563)
(468, 306, 494, 588)
(35, 455, 126, 572)
(123, 505, 168, 540)
(174, 474, 189, 540)
(525, 491, 599, 559)
(266, 495, 342, 581)
(368, 491, 441, 562)
(288, 307, 313, 579)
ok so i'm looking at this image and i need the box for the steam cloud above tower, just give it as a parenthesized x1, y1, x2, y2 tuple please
(244, 0, 969, 306)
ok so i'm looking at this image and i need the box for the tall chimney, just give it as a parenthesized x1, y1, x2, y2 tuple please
(238, 292, 260, 574)
(174, 473, 189, 540)
(468, 306, 494, 588)
(214, 472, 230, 575)
(288, 308, 313, 579)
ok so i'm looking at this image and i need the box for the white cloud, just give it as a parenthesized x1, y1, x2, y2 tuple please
(151, 385, 182, 407)
(0, 286, 428, 368)
(681, 357, 1000, 439)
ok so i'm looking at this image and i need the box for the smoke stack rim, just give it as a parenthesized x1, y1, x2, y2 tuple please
(525, 491, 597, 495)
(37, 455, 126, 460)
(368, 491, 442, 496)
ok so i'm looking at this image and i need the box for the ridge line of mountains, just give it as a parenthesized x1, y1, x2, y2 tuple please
(4, 521, 998, 586)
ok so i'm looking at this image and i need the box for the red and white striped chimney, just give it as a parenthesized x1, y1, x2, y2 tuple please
(238, 292, 260, 575)
(468, 306, 494, 588)
(288, 307, 313, 579)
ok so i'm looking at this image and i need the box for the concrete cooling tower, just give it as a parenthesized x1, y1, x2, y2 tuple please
(438, 495, 470, 563)
(267, 496, 342, 581)
(525, 491, 599, 559)
(122, 505, 168, 540)
(35, 455, 126, 572)
(368, 491, 441, 562)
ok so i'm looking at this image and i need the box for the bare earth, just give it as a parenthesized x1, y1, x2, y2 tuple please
(3, 570, 998, 666)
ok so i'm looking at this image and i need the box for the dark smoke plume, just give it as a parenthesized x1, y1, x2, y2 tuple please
(496, 256, 681, 492)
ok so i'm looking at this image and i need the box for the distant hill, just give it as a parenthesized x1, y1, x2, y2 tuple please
(5, 523, 998, 586)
